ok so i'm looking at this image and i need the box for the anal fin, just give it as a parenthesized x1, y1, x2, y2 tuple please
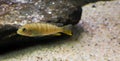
(53, 33, 61, 36)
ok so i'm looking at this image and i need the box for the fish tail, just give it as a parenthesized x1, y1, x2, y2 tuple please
(62, 25, 72, 36)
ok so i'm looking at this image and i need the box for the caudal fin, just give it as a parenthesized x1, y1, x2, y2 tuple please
(62, 25, 72, 36)
(63, 30, 72, 36)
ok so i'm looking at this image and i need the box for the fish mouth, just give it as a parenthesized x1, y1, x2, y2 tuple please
(17, 30, 24, 36)
(17, 30, 20, 34)
(17, 29, 26, 36)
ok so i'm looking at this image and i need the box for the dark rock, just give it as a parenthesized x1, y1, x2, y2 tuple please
(0, 0, 82, 26)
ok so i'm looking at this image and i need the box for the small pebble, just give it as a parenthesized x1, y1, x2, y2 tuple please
(92, 4, 96, 8)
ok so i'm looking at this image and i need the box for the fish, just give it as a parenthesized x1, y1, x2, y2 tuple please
(17, 23, 72, 37)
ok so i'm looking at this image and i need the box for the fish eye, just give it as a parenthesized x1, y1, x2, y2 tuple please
(22, 28, 26, 31)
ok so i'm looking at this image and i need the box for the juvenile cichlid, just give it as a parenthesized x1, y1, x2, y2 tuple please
(17, 23, 72, 37)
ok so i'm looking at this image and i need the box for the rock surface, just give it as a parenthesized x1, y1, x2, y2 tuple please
(0, 0, 82, 26)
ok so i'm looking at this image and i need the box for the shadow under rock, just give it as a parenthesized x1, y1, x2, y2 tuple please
(0, 24, 84, 55)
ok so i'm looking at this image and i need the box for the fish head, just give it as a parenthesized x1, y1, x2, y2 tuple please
(17, 25, 34, 37)
(17, 27, 31, 37)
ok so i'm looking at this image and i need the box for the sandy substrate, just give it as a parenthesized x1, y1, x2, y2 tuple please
(0, 0, 120, 61)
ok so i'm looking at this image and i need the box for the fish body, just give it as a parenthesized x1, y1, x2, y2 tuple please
(17, 23, 72, 37)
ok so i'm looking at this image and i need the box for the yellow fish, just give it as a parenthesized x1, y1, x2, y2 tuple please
(17, 23, 72, 37)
